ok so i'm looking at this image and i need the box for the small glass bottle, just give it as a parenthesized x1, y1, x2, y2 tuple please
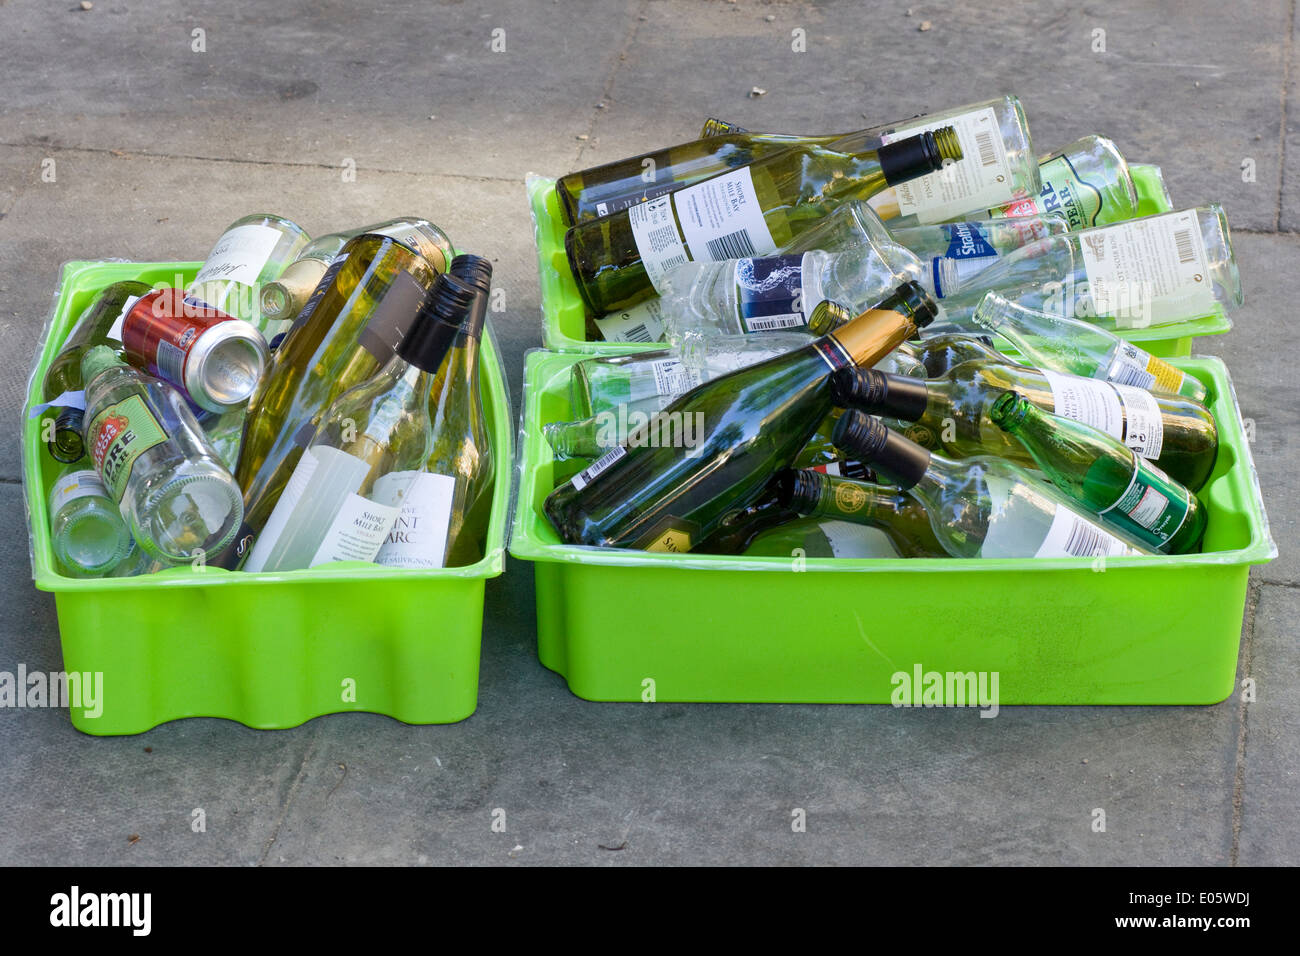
(47, 467, 133, 576)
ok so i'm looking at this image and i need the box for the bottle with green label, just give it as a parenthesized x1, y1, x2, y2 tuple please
(991, 135, 1139, 229)
(259, 218, 454, 328)
(989, 391, 1206, 554)
(38, 280, 154, 464)
(565, 127, 962, 316)
(971, 291, 1209, 403)
(775, 467, 947, 558)
(831, 410, 1152, 558)
(226, 233, 440, 568)
(81, 346, 243, 562)
(926, 205, 1242, 332)
(242, 275, 475, 572)
(830, 360, 1219, 491)
(544, 282, 937, 551)
(187, 214, 311, 335)
(47, 466, 134, 577)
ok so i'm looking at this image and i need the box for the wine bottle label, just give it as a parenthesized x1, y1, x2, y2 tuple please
(1080, 210, 1212, 321)
(638, 516, 697, 553)
(733, 255, 808, 333)
(87, 395, 169, 502)
(309, 492, 401, 567)
(570, 445, 627, 491)
(930, 222, 1000, 297)
(628, 195, 692, 294)
(593, 298, 666, 343)
(1042, 369, 1165, 460)
(648, 358, 703, 402)
(49, 469, 109, 513)
(372, 471, 456, 569)
(192, 223, 283, 301)
(877, 107, 1016, 224)
(1035, 505, 1140, 558)
(242, 446, 328, 572)
(1099, 459, 1192, 549)
(1106, 341, 1187, 395)
(631, 167, 778, 295)
(105, 294, 141, 344)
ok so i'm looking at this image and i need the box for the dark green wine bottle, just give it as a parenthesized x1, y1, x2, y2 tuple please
(544, 282, 937, 551)
(775, 468, 946, 558)
(564, 128, 962, 316)
(989, 390, 1207, 554)
(829, 360, 1218, 491)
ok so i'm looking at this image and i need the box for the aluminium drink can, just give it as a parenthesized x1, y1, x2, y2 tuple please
(121, 288, 268, 413)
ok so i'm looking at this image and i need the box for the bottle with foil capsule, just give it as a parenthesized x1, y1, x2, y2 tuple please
(241, 276, 477, 572)
(829, 360, 1219, 491)
(989, 391, 1206, 554)
(565, 127, 961, 316)
(186, 214, 310, 334)
(259, 218, 454, 326)
(970, 291, 1209, 403)
(831, 410, 1151, 559)
(38, 280, 152, 463)
(80, 346, 243, 563)
(543, 282, 937, 552)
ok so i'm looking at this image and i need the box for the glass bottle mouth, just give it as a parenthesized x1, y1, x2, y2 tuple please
(56, 508, 131, 574)
(988, 390, 1029, 431)
(807, 299, 853, 336)
(50, 408, 86, 463)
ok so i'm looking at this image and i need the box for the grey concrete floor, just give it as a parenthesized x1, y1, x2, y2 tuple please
(0, 0, 1295, 865)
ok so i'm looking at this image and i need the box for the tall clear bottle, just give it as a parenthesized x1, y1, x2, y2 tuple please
(187, 214, 310, 335)
(928, 205, 1242, 330)
(565, 127, 962, 315)
(544, 282, 937, 551)
(831, 410, 1150, 558)
(223, 233, 440, 568)
(38, 280, 153, 463)
(259, 218, 454, 327)
(242, 276, 477, 572)
(971, 291, 1209, 403)
(81, 346, 243, 562)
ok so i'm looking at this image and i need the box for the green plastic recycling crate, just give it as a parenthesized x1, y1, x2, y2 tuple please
(509, 349, 1274, 706)
(529, 165, 1233, 356)
(23, 260, 512, 735)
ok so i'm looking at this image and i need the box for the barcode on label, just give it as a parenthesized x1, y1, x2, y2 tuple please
(1060, 518, 1112, 557)
(744, 313, 805, 333)
(1109, 362, 1157, 390)
(975, 130, 998, 167)
(1173, 228, 1195, 264)
(570, 445, 628, 491)
(619, 323, 653, 343)
(705, 229, 759, 260)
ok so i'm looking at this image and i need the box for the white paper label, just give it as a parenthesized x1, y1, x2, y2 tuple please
(570, 445, 627, 491)
(309, 493, 400, 567)
(373, 471, 456, 569)
(649, 358, 700, 400)
(1043, 369, 1164, 460)
(106, 294, 140, 344)
(1080, 210, 1212, 321)
(628, 196, 690, 294)
(192, 223, 283, 290)
(876, 107, 1015, 224)
(50, 469, 108, 513)
(674, 166, 777, 263)
(1106, 342, 1158, 390)
(1035, 505, 1139, 558)
(594, 298, 666, 343)
(242, 446, 324, 572)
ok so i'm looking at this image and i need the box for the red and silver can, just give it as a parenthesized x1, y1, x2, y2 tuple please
(122, 288, 269, 414)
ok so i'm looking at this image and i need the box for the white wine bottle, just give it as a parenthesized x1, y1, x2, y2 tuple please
(187, 214, 310, 334)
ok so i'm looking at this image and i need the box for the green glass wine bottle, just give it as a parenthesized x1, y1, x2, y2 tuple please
(39, 280, 153, 463)
(831, 410, 1151, 558)
(221, 233, 439, 568)
(829, 360, 1218, 491)
(989, 390, 1207, 554)
(565, 128, 962, 315)
(775, 467, 946, 558)
(543, 282, 937, 551)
